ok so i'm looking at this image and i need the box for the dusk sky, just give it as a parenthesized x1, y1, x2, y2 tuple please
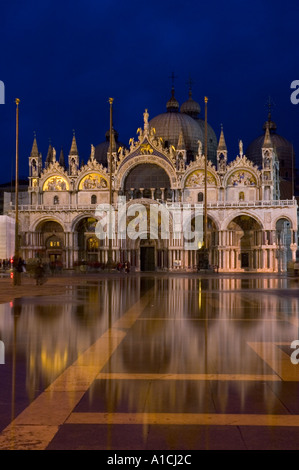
(0, 0, 299, 183)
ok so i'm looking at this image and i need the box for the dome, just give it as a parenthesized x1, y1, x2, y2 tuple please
(180, 90, 217, 163)
(94, 129, 126, 167)
(148, 88, 207, 162)
(246, 115, 295, 198)
(180, 91, 201, 118)
(246, 115, 295, 172)
(149, 111, 204, 161)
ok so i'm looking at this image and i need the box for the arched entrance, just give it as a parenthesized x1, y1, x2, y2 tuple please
(35, 220, 65, 266)
(227, 215, 262, 271)
(276, 218, 292, 271)
(190, 215, 218, 269)
(75, 217, 102, 263)
(140, 238, 156, 272)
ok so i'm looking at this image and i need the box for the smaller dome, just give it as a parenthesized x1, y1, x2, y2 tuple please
(94, 129, 126, 167)
(180, 91, 201, 118)
(166, 88, 179, 113)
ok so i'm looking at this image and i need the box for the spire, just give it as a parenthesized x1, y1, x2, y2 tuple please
(263, 97, 277, 132)
(59, 147, 65, 167)
(166, 72, 179, 113)
(217, 125, 227, 152)
(177, 130, 185, 150)
(46, 140, 53, 167)
(69, 130, 78, 155)
(263, 122, 273, 149)
(30, 132, 39, 157)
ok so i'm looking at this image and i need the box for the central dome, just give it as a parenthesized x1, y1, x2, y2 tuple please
(149, 88, 217, 164)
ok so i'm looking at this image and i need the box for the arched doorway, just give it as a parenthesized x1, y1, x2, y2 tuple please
(140, 237, 156, 272)
(190, 215, 218, 269)
(227, 215, 262, 270)
(76, 217, 102, 263)
(276, 218, 292, 271)
(35, 220, 64, 266)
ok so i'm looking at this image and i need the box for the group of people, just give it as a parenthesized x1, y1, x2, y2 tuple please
(116, 261, 131, 273)
(0, 259, 14, 270)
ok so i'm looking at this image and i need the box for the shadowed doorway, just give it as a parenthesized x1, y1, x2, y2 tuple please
(140, 246, 155, 271)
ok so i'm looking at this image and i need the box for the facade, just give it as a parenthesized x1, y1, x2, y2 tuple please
(7, 91, 298, 273)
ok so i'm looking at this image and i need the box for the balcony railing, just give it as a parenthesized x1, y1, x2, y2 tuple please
(6, 199, 297, 212)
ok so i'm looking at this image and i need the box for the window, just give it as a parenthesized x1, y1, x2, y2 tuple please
(198, 192, 204, 202)
(91, 195, 97, 204)
(87, 237, 99, 251)
(53, 195, 59, 205)
(239, 191, 245, 201)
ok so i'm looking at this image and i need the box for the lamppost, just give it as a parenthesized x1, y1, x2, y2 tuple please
(198, 96, 209, 270)
(13, 98, 21, 286)
(107, 97, 114, 268)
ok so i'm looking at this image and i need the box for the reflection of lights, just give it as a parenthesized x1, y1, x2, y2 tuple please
(198, 241, 203, 249)
(198, 279, 201, 311)
(40, 348, 68, 378)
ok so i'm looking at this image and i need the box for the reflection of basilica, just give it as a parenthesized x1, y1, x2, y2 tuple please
(0, 277, 298, 413)
(8, 88, 297, 272)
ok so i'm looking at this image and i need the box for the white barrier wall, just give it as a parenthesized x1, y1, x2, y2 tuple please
(0, 215, 15, 260)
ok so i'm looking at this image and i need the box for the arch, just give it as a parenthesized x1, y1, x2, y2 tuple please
(239, 191, 245, 201)
(224, 168, 258, 187)
(123, 163, 171, 191)
(198, 192, 204, 202)
(42, 175, 69, 191)
(53, 195, 59, 205)
(271, 215, 296, 231)
(184, 169, 217, 188)
(77, 172, 108, 191)
(182, 165, 220, 188)
(115, 155, 177, 190)
(31, 217, 66, 233)
(91, 194, 97, 205)
(71, 213, 100, 232)
(221, 211, 264, 231)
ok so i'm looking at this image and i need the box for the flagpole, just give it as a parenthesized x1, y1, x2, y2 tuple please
(13, 98, 21, 286)
(204, 96, 208, 251)
(108, 97, 114, 267)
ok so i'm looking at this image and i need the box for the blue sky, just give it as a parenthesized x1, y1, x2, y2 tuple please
(0, 0, 299, 182)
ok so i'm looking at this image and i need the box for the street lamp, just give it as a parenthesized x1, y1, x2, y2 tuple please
(107, 97, 114, 268)
(13, 98, 21, 286)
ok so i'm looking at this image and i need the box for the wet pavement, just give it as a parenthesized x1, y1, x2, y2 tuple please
(0, 272, 299, 450)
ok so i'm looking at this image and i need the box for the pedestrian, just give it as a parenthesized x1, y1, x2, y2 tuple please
(34, 262, 46, 286)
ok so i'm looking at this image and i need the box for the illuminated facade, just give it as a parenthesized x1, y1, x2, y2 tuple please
(9, 92, 298, 272)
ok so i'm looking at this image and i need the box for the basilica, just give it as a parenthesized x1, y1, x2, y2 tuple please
(8, 88, 298, 273)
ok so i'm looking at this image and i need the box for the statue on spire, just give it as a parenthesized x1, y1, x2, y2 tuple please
(143, 108, 149, 134)
(239, 139, 243, 157)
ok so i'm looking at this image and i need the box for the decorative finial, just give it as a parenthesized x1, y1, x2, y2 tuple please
(169, 72, 178, 95)
(187, 76, 194, 96)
